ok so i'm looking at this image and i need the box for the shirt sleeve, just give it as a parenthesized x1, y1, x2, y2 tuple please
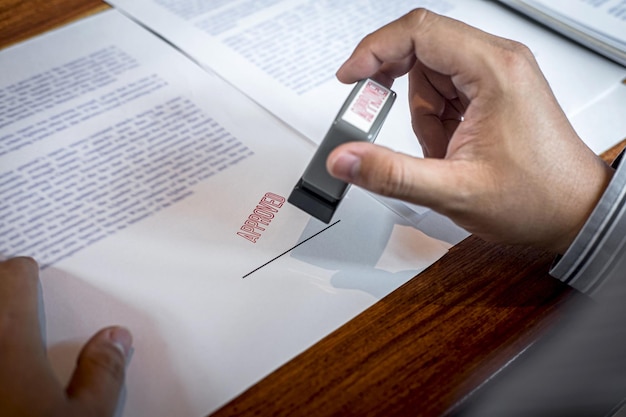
(550, 149, 626, 295)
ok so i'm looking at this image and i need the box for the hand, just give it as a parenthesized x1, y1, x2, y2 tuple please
(0, 257, 132, 417)
(327, 9, 614, 254)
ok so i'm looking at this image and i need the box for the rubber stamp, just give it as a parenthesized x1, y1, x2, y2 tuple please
(288, 79, 396, 223)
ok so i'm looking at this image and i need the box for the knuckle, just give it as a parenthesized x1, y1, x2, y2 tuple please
(406, 8, 431, 26)
(484, 39, 540, 92)
(508, 40, 533, 59)
(498, 40, 536, 72)
(403, 8, 434, 34)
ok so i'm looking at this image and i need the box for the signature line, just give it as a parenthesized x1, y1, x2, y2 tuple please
(242, 220, 341, 279)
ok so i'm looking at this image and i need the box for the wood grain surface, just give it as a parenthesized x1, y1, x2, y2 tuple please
(0, 0, 109, 49)
(1, 2, 624, 416)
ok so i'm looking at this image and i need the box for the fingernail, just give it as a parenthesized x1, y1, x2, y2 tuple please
(328, 152, 361, 181)
(107, 326, 133, 359)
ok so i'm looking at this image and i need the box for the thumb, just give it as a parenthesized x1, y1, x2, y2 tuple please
(327, 142, 460, 210)
(66, 326, 132, 416)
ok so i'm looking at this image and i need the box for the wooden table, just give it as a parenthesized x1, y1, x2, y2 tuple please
(2, 2, 624, 416)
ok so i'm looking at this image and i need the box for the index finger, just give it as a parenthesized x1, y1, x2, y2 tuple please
(336, 9, 500, 97)
(0, 257, 46, 358)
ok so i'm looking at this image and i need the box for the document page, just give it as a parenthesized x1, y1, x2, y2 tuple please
(0, 10, 450, 417)
(569, 83, 626, 155)
(107, 0, 626, 155)
(526, 0, 625, 46)
(497, 0, 626, 66)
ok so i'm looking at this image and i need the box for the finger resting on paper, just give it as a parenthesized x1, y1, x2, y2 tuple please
(0, 257, 46, 354)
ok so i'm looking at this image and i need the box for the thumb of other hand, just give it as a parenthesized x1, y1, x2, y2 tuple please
(66, 326, 132, 417)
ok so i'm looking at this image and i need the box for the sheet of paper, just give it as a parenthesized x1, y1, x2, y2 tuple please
(0, 10, 451, 417)
(569, 83, 626, 155)
(495, 0, 626, 66)
(108, 0, 439, 156)
(525, 0, 625, 52)
(106, 0, 626, 212)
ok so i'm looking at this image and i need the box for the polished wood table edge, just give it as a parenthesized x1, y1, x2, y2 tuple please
(602, 138, 626, 163)
(0, 0, 110, 50)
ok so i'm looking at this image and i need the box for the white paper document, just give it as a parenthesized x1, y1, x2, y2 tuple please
(528, 0, 625, 47)
(108, 0, 442, 159)
(0, 10, 451, 417)
(497, 0, 626, 66)
(569, 83, 626, 155)
(107, 0, 626, 157)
